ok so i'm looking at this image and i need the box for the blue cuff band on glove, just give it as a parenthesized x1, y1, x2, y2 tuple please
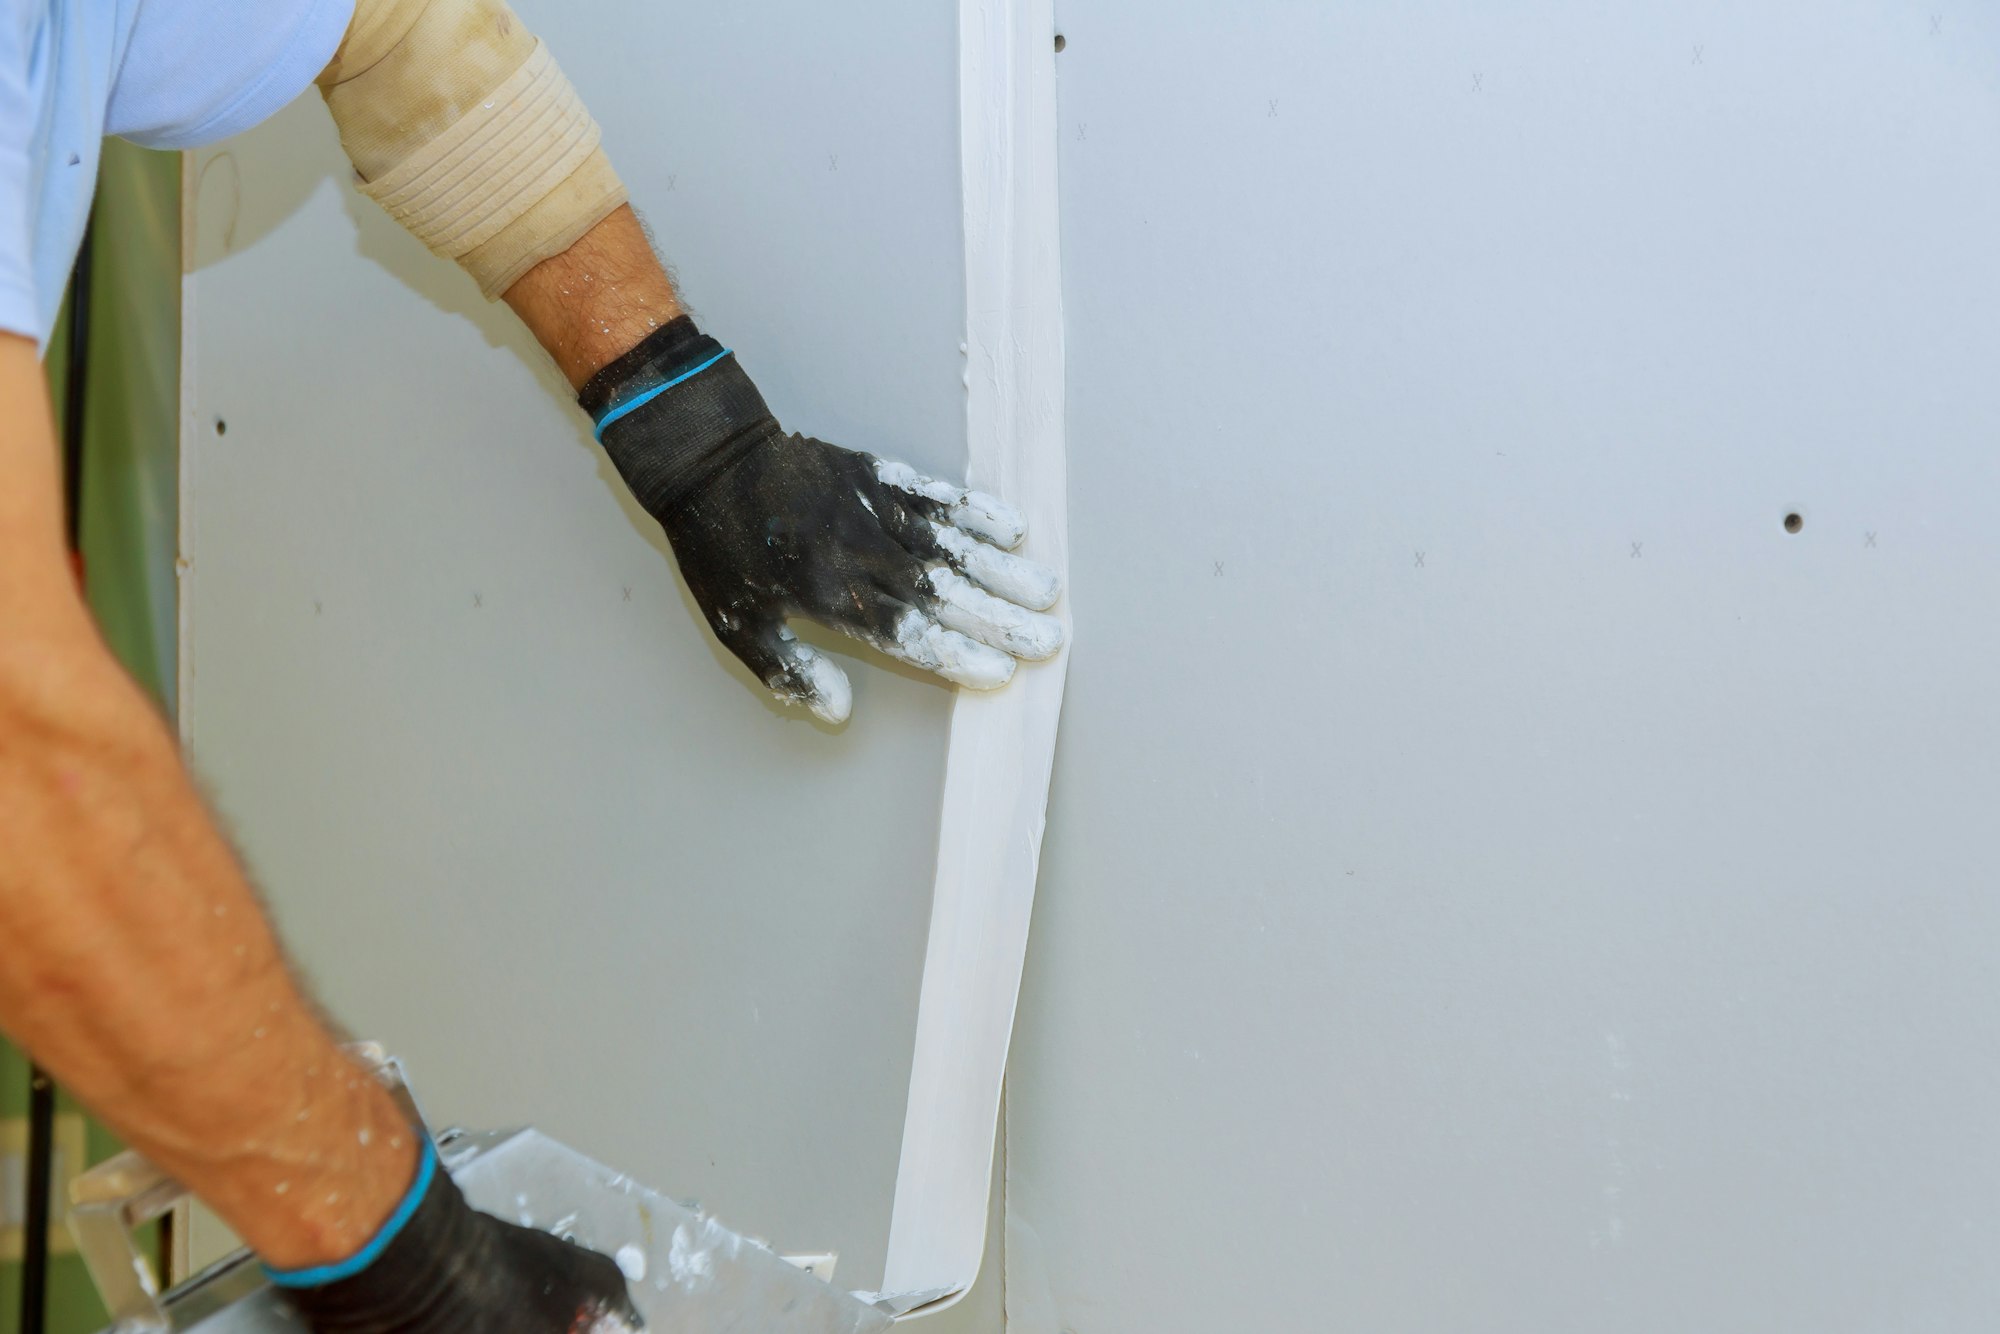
(262, 1137, 438, 1290)
(591, 348, 732, 440)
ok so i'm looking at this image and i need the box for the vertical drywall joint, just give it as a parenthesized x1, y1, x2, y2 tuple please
(175, 148, 198, 750)
(880, 0, 1068, 1313)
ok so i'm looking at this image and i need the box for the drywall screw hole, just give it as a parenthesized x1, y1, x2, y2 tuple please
(1784, 512, 1803, 534)
(214, 418, 227, 436)
(1054, 33, 1067, 52)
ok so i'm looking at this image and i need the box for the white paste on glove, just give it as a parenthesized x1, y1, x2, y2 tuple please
(882, 608, 1016, 690)
(932, 523, 1062, 611)
(928, 569, 1065, 659)
(875, 460, 1029, 549)
(774, 632, 854, 725)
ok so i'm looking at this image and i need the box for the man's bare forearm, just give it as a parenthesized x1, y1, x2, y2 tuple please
(503, 204, 682, 389)
(0, 336, 414, 1269)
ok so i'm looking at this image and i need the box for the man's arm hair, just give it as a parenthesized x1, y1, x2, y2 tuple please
(0, 334, 418, 1269)
(501, 204, 683, 389)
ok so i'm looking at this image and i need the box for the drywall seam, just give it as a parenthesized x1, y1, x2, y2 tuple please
(170, 141, 201, 1293)
(879, 0, 1068, 1312)
(175, 148, 198, 748)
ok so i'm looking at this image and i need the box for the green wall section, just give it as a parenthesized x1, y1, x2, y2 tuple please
(70, 141, 183, 715)
(2, 138, 182, 1334)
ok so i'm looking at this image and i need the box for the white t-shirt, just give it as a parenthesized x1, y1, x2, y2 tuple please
(1, 0, 355, 346)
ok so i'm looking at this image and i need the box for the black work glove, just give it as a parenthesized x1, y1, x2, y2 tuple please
(271, 1144, 641, 1333)
(580, 317, 1064, 724)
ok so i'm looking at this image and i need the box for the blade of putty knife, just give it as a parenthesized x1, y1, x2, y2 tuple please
(94, 1128, 892, 1334)
(448, 1128, 893, 1333)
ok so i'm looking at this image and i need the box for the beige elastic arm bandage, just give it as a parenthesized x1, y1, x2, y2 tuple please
(318, 0, 628, 298)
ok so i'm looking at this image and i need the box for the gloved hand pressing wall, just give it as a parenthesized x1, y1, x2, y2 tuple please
(270, 1140, 643, 1333)
(316, 0, 1064, 726)
(579, 317, 1065, 725)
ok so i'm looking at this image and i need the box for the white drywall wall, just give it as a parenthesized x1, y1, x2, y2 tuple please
(180, 2, 964, 1290)
(1005, 2, 2000, 1331)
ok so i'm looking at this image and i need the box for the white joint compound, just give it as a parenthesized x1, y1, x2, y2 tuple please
(932, 523, 1063, 611)
(886, 608, 1015, 691)
(876, 459, 1029, 550)
(928, 568, 1064, 659)
(775, 627, 855, 724)
(666, 1223, 717, 1290)
(879, 0, 1070, 1308)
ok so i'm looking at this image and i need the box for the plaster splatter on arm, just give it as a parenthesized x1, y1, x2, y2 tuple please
(0, 335, 420, 1275)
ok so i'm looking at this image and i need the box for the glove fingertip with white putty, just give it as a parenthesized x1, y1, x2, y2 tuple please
(580, 317, 1064, 724)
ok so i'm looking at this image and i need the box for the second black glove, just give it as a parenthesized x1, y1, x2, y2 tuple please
(271, 1141, 642, 1334)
